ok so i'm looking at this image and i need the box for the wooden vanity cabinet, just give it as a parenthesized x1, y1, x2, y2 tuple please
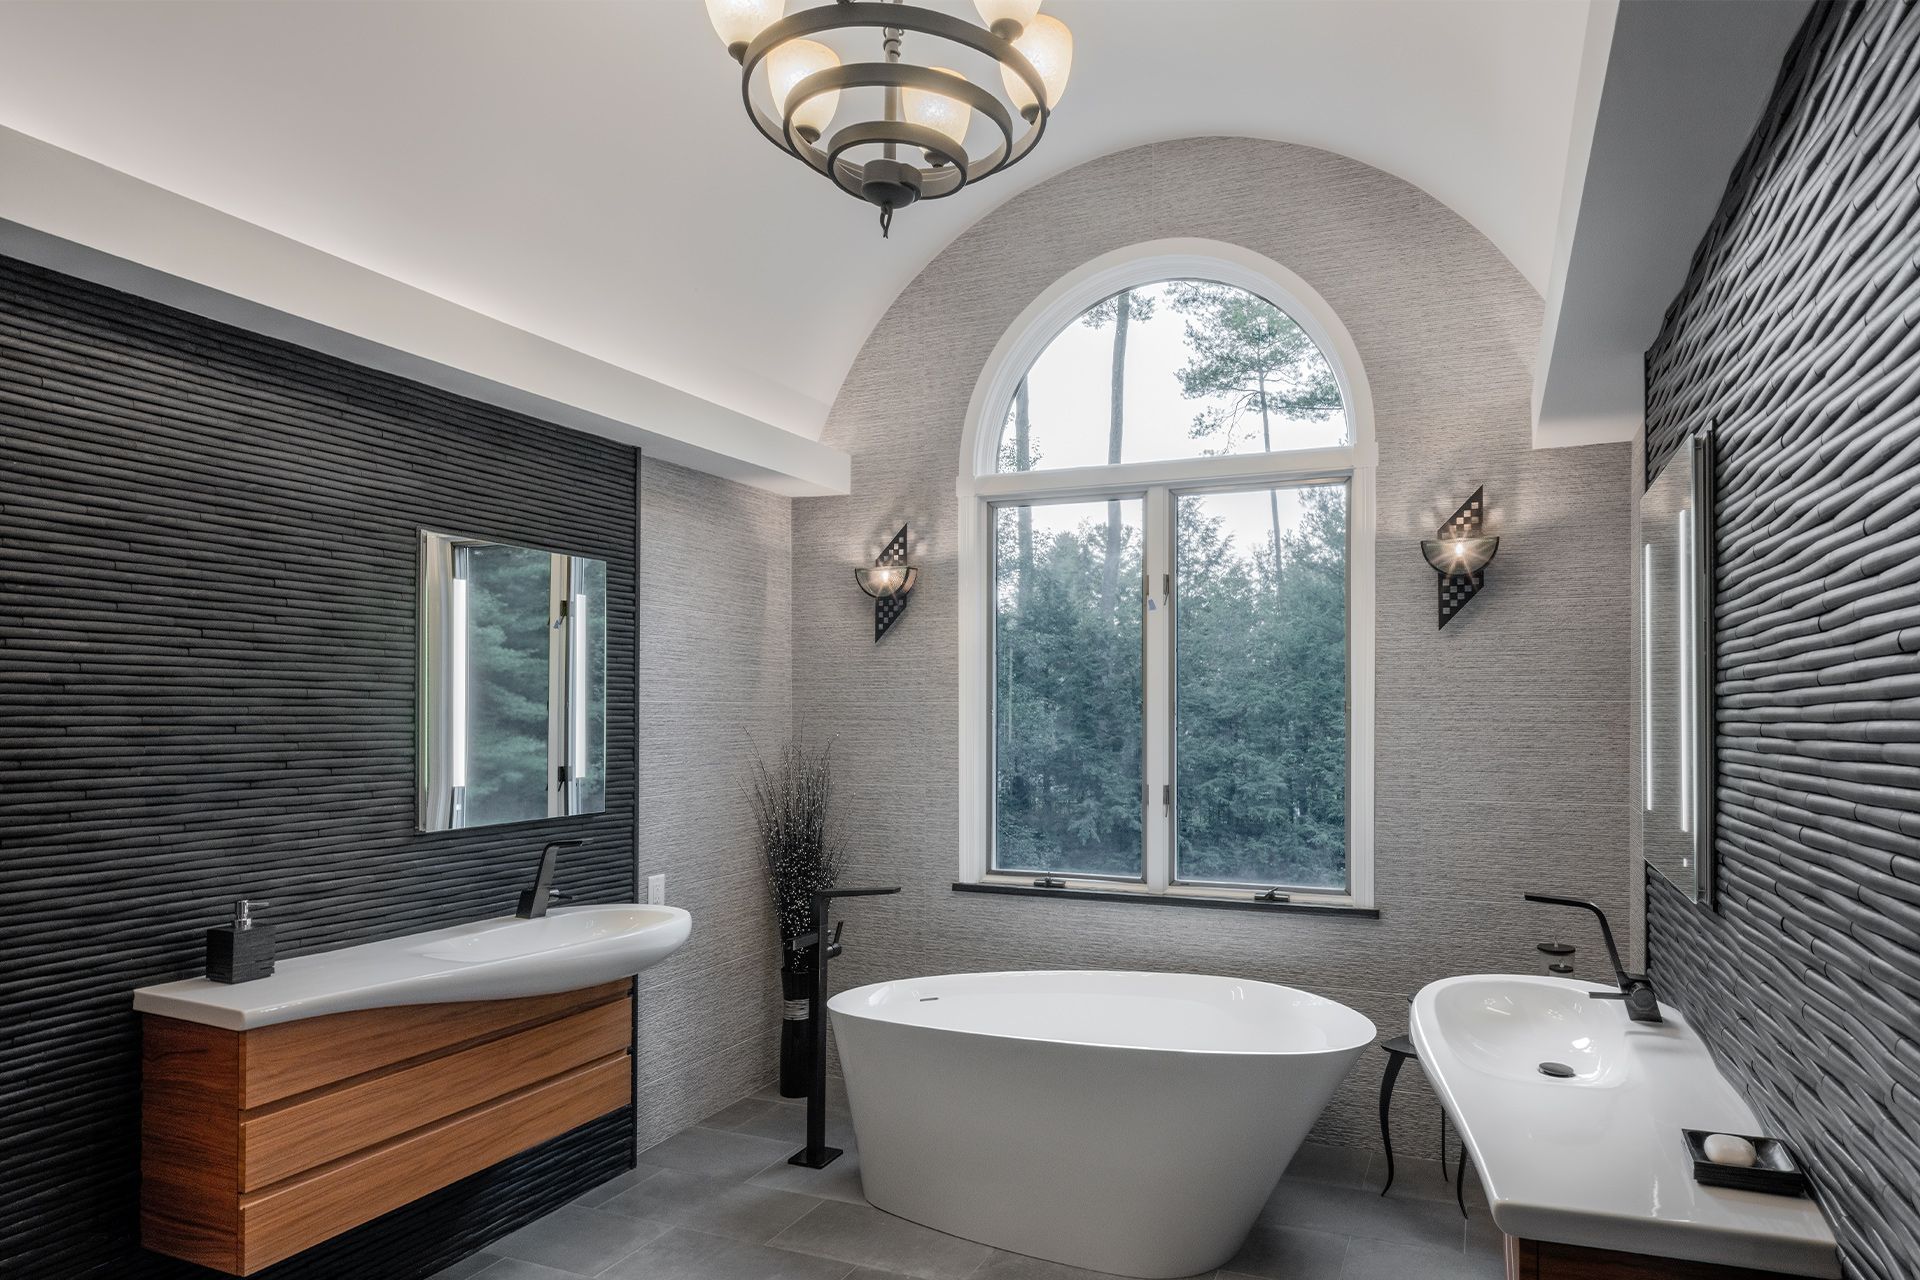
(1507, 1235, 1816, 1279)
(141, 979, 634, 1275)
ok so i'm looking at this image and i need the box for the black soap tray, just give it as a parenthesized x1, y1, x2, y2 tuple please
(1682, 1129, 1808, 1196)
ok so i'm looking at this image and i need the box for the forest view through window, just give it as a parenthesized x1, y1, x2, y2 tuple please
(988, 278, 1353, 894)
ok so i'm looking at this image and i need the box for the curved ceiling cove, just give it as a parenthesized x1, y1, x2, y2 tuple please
(0, 1, 1587, 445)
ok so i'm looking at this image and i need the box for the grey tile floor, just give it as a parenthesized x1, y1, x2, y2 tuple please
(437, 1087, 1502, 1280)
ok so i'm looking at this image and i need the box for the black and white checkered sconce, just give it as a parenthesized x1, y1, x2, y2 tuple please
(854, 525, 918, 642)
(1420, 488, 1499, 628)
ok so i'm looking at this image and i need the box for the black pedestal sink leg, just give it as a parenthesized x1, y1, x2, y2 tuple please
(1377, 1049, 1406, 1196)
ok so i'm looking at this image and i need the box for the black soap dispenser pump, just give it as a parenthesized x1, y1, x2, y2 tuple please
(206, 899, 275, 984)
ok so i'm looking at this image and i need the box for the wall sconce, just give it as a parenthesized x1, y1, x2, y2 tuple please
(855, 524, 918, 642)
(1420, 487, 1499, 628)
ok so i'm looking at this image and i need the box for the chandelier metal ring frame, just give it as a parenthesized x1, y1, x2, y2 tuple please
(739, 3, 1050, 211)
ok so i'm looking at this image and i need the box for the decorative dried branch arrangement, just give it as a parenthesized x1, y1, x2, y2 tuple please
(748, 739, 844, 955)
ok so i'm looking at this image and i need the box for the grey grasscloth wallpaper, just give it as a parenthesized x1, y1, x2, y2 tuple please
(636, 457, 793, 1147)
(790, 136, 1635, 1154)
(1642, 3, 1920, 1276)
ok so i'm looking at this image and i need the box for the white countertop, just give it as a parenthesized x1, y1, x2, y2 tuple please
(133, 904, 690, 1030)
(1411, 974, 1839, 1278)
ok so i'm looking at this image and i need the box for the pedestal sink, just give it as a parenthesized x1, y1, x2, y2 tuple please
(1411, 974, 1838, 1278)
(133, 903, 691, 1029)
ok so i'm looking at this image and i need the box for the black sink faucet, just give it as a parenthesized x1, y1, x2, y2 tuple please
(517, 839, 585, 919)
(1523, 894, 1664, 1024)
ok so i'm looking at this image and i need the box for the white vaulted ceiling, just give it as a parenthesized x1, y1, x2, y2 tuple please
(0, 0, 1589, 448)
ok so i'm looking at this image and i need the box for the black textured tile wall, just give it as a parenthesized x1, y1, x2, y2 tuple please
(1644, 3, 1920, 1276)
(0, 254, 639, 1278)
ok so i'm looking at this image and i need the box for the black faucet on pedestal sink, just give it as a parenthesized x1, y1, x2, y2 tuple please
(1523, 894, 1664, 1024)
(517, 840, 585, 919)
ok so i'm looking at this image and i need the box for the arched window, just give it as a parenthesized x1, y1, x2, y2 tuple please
(957, 241, 1376, 909)
(996, 279, 1349, 475)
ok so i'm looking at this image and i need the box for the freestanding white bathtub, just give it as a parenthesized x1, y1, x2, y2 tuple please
(829, 970, 1375, 1278)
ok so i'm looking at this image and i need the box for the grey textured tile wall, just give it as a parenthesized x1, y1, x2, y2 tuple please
(0, 255, 638, 1277)
(789, 136, 1634, 1156)
(636, 458, 793, 1148)
(1642, 4, 1920, 1276)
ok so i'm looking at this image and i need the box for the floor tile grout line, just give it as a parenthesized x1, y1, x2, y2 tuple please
(585, 1215, 674, 1279)
(756, 1192, 834, 1246)
(766, 1194, 836, 1257)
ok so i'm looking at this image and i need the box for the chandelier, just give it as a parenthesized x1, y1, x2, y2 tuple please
(705, 0, 1073, 236)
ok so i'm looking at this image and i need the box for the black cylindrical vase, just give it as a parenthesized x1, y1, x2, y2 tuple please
(779, 962, 813, 1098)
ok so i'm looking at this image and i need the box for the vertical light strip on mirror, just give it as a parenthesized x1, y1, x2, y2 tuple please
(571, 583, 589, 809)
(1678, 508, 1693, 835)
(449, 563, 469, 798)
(1642, 540, 1655, 813)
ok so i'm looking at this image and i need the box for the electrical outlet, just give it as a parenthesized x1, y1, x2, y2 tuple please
(647, 873, 666, 905)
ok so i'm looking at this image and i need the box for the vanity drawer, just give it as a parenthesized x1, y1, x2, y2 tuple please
(238, 1054, 631, 1272)
(239, 996, 632, 1189)
(239, 977, 634, 1107)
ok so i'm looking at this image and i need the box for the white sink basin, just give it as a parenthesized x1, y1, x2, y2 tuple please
(1426, 975, 1629, 1086)
(133, 904, 691, 1030)
(1412, 975, 1838, 1278)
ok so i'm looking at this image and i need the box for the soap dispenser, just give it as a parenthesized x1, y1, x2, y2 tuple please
(206, 899, 276, 984)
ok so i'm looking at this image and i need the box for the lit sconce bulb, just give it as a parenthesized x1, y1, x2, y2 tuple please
(855, 562, 917, 600)
(767, 38, 841, 144)
(1001, 14, 1072, 121)
(905, 68, 971, 165)
(705, 0, 784, 61)
(974, 0, 1043, 40)
(1453, 540, 1466, 560)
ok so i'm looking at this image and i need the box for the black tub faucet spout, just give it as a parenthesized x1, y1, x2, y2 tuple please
(1523, 894, 1663, 1024)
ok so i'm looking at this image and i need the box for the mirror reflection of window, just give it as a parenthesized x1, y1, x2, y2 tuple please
(463, 543, 554, 828)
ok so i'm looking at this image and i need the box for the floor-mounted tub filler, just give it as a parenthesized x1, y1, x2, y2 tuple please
(830, 970, 1375, 1279)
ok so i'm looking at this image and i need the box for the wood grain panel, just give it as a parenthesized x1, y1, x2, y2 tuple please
(1506, 1236, 1803, 1280)
(1507, 1233, 1532, 1280)
(239, 979, 633, 1107)
(240, 998, 632, 1189)
(238, 1053, 631, 1273)
(140, 1016, 245, 1273)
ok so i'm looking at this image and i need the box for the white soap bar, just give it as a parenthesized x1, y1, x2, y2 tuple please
(1703, 1133, 1758, 1168)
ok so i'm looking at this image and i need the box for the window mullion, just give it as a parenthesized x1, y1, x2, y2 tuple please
(1142, 486, 1173, 891)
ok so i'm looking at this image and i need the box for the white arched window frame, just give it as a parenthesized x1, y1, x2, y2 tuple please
(956, 239, 1377, 909)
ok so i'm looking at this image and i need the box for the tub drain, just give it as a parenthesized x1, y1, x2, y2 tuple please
(1538, 1061, 1575, 1079)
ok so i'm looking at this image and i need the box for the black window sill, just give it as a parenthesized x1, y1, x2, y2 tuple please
(951, 881, 1380, 919)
